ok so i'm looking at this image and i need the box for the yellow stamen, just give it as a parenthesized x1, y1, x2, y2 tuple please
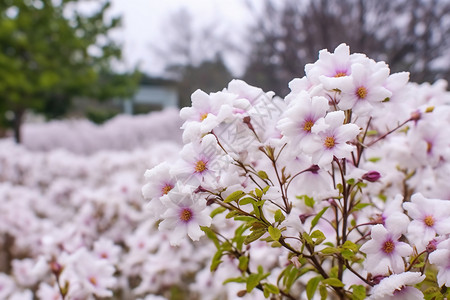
(303, 120, 314, 132)
(426, 141, 433, 153)
(334, 72, 347, 78)
(195, 160, 207, 173)
(356, 86, 368, 99)
(89, 276, 97, 286)
(424, 215, 435, 227)
(324, 136, 335, 149)
(162, 184, 173, 195)
(180, 208, 193, 222)
(200, 113, 208, 121)
(383, 240, 395, 254)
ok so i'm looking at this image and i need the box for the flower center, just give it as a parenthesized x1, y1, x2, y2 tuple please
(424, 215, 435, 227)
(382, 240, 395, 254)
(89, 276, 97, 286)
(100, 252, 108, 259)
(334, 71, 347, 78)
(356, 86, 368, 99)
(426, 141, 433, 153)
(179, 208, 193, 222)
(195, 160, 207, 173)
(161, 184, 173, 195)
(303, 119, 314, 132)
(324, 136, 336, 149)
(200, 113, 208, 121)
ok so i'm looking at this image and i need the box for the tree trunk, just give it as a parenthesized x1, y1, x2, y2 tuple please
(13, 108, 25, 144)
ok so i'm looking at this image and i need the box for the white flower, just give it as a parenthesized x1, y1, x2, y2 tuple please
(171, 134, 228, 188)
(142, 162, 176, 216)
(180, 89, 235, 142)
(277, 91, 329, 150)
(93, 238, 121, 265)
(61, 248, 117, 298)
(403, 193, 450, 251)
(0, 273, 15, 299)
(360, 224, 413, 275)
(331, 62, 392, 115)
(428, 238, 450, 287)
(305, 43, 366, 85)
(304, 111, 360, 167)
(159, 186, 212, 246)
(368, 272, 425, 300)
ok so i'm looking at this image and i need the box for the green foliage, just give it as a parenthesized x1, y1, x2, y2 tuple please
(0, 0, 140, 142)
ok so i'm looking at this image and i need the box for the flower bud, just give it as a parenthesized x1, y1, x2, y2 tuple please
(410, 110, 421, 122)
(243, 116, 254, 131)
(307, 164, 320, 174)
(426, 239, 437, 253)
(362, 171, 381, 182)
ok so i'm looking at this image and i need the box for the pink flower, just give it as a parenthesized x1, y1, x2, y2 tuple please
(328, 62, 392, 115)
(180, 89, 234, 142)
(277, 91, 329, 150)
(360, 224, 413, 275)
(159, 186, 212, 246)
(428, 238, 450, 287)
(303, 111, 360, 167)
(305, 43, 365, 84)
(142, 162, 176, 216)
(368, 272, 425, 300)
(403, 193, 450, 251)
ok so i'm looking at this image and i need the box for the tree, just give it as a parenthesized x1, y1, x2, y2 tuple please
(150, 9, 234, 108)
(242, 0, 450, 96)
(0, 0, 139, 143)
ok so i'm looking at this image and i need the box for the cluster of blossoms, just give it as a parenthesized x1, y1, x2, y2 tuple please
(0, 113, 224, 299)
(144, 44, 450, 299)
(21, 108, 182, 154)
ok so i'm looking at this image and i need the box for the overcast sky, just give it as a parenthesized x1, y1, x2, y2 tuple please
(105, 0, 253, 76)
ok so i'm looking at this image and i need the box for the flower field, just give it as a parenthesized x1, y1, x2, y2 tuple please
(1, 44, 450, 299)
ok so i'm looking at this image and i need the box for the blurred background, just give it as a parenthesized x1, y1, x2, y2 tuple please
(1, 0, 449, 146)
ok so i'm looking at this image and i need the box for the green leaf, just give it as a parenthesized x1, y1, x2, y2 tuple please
(239, 197, 256, 205)
(255, 188, 263, 198)
(311, 207, 329, 229)
(351, 285, 366, 300)
(322, 278, 345, 287)
(271, 241, 282, 247)
(223, 277, 247, 284)
(319, 284, 328, 300)
(224, 190, 246, 203)
(200, 226, 220, 248)
(238, 256, 249, 272)
(210, 206, 226, 218)
(246, 273, 260, 292)
(263, 283, 280, 296)
(226, 210, 241, 219)
(320, 247, 340, 255)
(366, 130, 378, 136)
(268, 226, 281, 241)
(342, 240, 359, 252)
(346, 178, 355, 185)
(210, 250, 223, 271)
(244, 228, 266, 244)
(352, 203, 371, 211)
(258, 170, 269, 180)
(297, 195, 315, 207)
(306, 276, 323, 300)
(263, 185, 270, 194)
(340, 249, 354, 260)
(368, 157, 381, 162)
(302, 232, 313, 245)
(274, 209, 285, 223)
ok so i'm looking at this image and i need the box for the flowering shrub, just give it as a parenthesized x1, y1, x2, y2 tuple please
(21, 108, 182, 154)
(144, 44, 450, 299)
